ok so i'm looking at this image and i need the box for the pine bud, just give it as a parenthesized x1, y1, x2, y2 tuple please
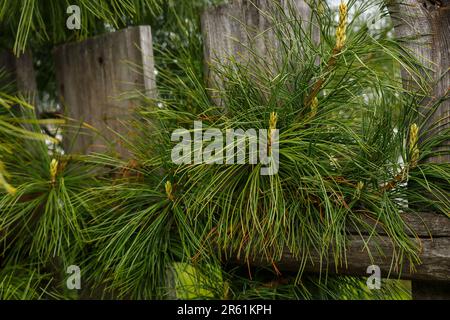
(354, 181, 364, 199)
(165, 180, 174, 201)
(268, 112, 277, 155)
(0, 170, 16, 195)
(409, 123, 419, 167)
(357, 181, 364, 191)
(4, 183, 17, 195)
(335, 1, 348, 51)
(50, 159, 58, 184)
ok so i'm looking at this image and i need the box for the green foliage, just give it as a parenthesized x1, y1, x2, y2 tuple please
(0, 265, 53, 299)
(145, 0, 448, 272)
(224, 270, 411, 300)
(0, 0, 448, 300)
(0, 109, 100, 265)
(0, 0, 163, 55)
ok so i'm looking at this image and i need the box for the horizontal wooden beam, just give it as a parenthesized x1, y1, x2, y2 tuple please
(236, 212, 450, 281)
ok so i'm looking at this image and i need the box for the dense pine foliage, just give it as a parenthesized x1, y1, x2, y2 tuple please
(0, 0, 448, 299)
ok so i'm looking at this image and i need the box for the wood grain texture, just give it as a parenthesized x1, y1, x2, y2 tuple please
(237, 212, 450, 281)
(349, 211, 450, 237)
(201, 0, 318, 104)
(0, 50, 37, 96)
(388, 0, 450, 297)
(388, 0, 450, 164)
(54, 26, 156, 157)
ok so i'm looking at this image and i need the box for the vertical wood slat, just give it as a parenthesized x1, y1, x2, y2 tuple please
(0, 50, 37, 96)
(54, 26, 156, 157)
(388, 0, 450, 164)
(201, 0, 317, 104)
(388, 0, 450, 299)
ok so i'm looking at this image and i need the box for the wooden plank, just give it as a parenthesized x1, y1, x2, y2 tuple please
(201, 0, 318, 104)
(388, 0, 450, 164)
(350, 211, 450, 238)
(0, 50, 37, 97)
(234, 212, 450, 282)
(54, 26, 156, 157)
(387, 0, 450, 298)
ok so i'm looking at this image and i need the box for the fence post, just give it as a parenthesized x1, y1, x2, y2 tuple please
(387, 0, 450, 299)
(201, 0, 317, 105)
(0, 50, 37, 98)
(388, 0, 449, 164)
(54, 26, 156, 157)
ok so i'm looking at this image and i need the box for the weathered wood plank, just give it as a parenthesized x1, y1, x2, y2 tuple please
(201, 0, 318, 104)
(0, 50, 37, 96)
(238, 215, 450, 281)
(54, 26, 156, 156)
(388, 0, 450, 298)
(349, 211, 450, 238)
(388, 0, 450, 164)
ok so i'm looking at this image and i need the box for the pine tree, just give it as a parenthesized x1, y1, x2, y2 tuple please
(0, 0, 448, 300)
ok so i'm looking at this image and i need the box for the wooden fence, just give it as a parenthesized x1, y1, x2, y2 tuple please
(1, 0, 449, 299)
(53, 26, 156, 156)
